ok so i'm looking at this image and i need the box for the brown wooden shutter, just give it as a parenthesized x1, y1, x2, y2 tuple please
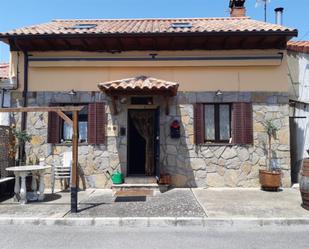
(88, 103, 106, 144)
(232, 102, 253, 144)
(47, 110, 61, 144)
(194, 103, 205, 145)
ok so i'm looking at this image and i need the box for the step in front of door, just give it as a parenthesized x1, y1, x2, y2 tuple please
(111, 183, 169, 195)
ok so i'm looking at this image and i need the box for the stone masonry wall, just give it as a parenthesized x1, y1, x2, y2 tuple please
(10, 91, 291, 188)
(0, 126, 14, 178)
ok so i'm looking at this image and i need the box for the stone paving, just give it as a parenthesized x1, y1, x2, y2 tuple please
(0, 189, 206, 218)
(71, 189, 205, 217)
(0, 188, 308, 219)
(192, 187, 309, 218)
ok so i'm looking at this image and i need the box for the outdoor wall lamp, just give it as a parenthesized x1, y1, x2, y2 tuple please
(68, 89, 77, 96)
(215, 90, 223, 96)
(120, 97, 127, 104)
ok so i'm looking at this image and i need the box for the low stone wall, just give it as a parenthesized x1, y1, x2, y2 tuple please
(0, 126, 14, 178)
(10, 91, 291, 188)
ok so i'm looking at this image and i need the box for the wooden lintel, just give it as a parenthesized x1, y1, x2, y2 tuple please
(112, 96, 118, 115)
(165, 96, 170, 115)
(57, 110, 73, 127)
(0, 106, 84, 113)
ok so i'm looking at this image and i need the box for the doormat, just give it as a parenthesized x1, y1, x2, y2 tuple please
(114, 189, 154, 197)
(114, 196, 146, 202)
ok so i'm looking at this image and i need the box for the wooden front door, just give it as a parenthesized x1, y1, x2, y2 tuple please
(127, 109, 159, 176)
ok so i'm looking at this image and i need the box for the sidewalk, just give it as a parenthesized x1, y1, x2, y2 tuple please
(0, 188, 308, 227)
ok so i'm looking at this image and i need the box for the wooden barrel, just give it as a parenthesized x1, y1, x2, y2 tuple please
(300, 158, 309, 210)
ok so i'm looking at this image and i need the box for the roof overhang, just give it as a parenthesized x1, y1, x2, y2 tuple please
(0, 31, 298, 52)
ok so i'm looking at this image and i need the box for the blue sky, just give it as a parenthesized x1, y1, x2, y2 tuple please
(0, 0, 308, 62)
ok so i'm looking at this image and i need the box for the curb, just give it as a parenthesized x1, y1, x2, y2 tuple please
(1, 217, 309, 228)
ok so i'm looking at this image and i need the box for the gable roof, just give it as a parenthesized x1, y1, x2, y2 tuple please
(0, 17, 297, 37)
(287, 41, 309, 54)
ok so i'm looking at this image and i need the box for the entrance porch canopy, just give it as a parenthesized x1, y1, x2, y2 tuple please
(97, 76, 179, 97)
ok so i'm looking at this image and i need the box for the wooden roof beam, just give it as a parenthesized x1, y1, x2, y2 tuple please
(0, 106, 85, 113)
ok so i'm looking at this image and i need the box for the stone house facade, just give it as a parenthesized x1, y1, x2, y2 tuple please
(0, 3, 297, 188)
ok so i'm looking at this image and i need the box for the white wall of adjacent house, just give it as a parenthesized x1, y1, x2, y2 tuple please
(288, 51, 309, 102)
(288, 51, 309, 182)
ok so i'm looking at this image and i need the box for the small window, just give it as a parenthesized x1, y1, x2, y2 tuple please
(131, 97, 153, 105)
(70, 24, 97, 29)
(204, 104, 231, 143)
(171, 22, 192, 29)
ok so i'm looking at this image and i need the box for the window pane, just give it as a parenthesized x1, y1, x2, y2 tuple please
(204, 105, 215, 140)
(79, 121, 88, 142)
(63, 122, 73, 140)
(219, 105, 230, 140)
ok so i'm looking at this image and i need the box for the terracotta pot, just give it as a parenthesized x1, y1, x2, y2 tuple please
(259, 169, 281, 190)
(159, 173, 171, 185)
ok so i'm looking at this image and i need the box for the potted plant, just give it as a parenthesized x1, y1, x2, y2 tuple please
(12, 126, 32, 166)
(259, 120, 281, 190)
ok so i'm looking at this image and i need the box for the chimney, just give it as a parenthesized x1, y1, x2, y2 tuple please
(230, 0, 246, 17)
(275, 7, 284, 25)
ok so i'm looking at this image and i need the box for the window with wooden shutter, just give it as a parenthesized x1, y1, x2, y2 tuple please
(204, 103, 232, 143)
(194, 103, 205, 144)
(88, 103, 106, 144)
(232, 102, 253, 144)
(47, 110, 61, 144)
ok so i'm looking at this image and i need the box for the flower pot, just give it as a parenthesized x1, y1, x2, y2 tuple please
(159, 173, 171, 185)
(259, 169, 281, 190)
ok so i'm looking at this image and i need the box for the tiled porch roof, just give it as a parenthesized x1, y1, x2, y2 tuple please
(98, 76, 179, 96)
(287, 41, 309, 54)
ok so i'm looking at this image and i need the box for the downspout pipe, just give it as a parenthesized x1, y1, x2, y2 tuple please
(1, 89, 5, 108)
(20, 51, 28, 164)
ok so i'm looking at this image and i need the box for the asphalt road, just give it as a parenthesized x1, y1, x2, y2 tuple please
(1, 225, 309, 249)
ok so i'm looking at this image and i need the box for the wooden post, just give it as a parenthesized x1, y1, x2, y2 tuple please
(71, 110, 79, 213)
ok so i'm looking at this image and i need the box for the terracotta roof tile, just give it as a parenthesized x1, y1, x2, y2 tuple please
(98, 76, 179, 96)
(287, 41, 309, 54)
(0, 63, 9, 79)
(0, 17, 297, 37)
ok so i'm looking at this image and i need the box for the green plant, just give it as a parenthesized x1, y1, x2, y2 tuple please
(264, 120, 279, 172)
(12, 128, 32, 144)
(12, 127, 32, 165)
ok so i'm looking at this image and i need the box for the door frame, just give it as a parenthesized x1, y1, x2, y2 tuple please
(127, 105, 159, 177)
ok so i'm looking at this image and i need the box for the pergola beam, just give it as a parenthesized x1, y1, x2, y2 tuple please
(0, 106, 84, 113)
(0, 105, 83, 213)
(56, 110, 73, 126)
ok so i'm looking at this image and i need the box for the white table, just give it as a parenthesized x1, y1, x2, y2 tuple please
(6, 165, 51, 204)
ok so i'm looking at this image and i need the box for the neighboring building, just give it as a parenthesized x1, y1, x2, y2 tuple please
(287, 41, 309, 183)
(0, 63, 9, 81)
(0, 63, 10, 125)
(0, 3, 297, 188)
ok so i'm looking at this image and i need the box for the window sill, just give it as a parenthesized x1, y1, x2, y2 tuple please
(198, 143, 253, 147)
(199, 143, 235, 147)
(53, 142, 89, 146)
